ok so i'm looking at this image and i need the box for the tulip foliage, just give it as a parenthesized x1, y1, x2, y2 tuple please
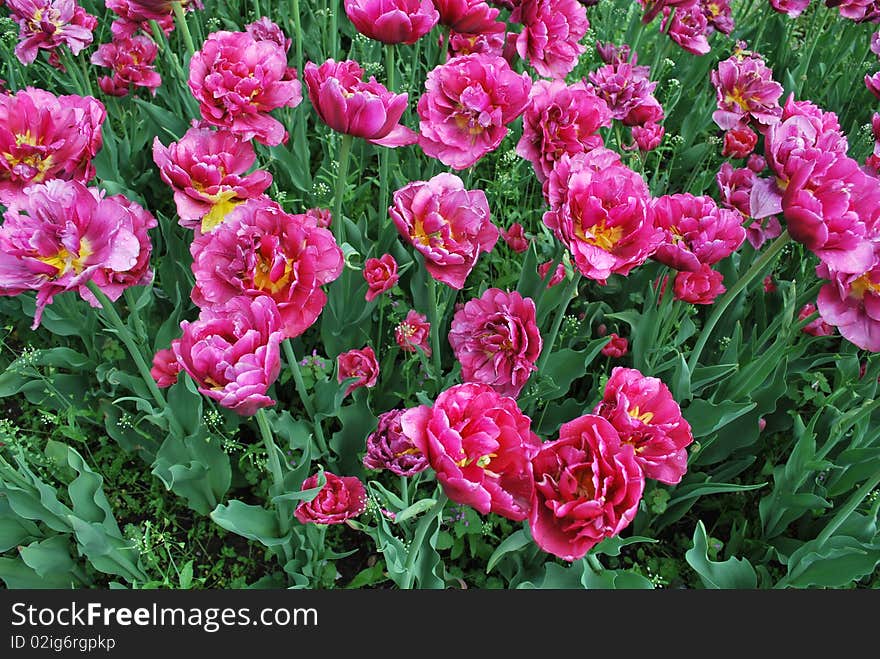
(0, 0, 879, 591)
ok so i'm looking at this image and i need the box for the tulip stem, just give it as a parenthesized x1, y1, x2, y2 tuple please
(256, 408, 294, 564)
(426, 275, 443, 378)
(687, 230, 790, 373)
(171, 2, 196, 59)
(536, 273, 582, 375)
(85, 282, 181, 434)
(291, 0, 304, 74)
(283, 340, 329, 457)
(378, 45, 396, 231)
(333, 133, 354, 247)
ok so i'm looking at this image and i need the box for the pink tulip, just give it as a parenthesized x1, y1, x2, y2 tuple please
(390, 173, 499, 289)
(538, 259, 566, 287)
(150, 347, 181, 388)
(816, 255, 880, 351)
(294, 472, 368, 524)
(722, 124, 757, 158)
(0, 88, 105, 205)
(337, 346, 380, 396)
(501, 223, 530, 253)
(304, 59, 417, 147)
(702, 0, 734, 35)
(769, 0, 810, 16)
(516, 79, 611, 184)
(91, 29, 162, 97)
(673, 264, 726, 304)
(152, 127, 273, 233)
(601, 333, 628, 358)
(594, 367, 693, 484)
(106, 0, 202, 35)
(433, 0, 506, 34)
(6, 0, 96, 65)
(651, 193, 746, 272)
(798, 303, 835, 337)
(587, 61, 659, 123)
(662, 5, 710, 56)
(395, 309, 432, 356)
(510, 0, 589, 79)
(363, 408, 430, 476)
(631, 122, 665, 151)
(344, 0, 439, 44)
(245, 17, 291, 52)
(448, 288, 542, 398)
(530, 414, 644, 561)
(401, 383, 539, 521)
(190, 198, 343, 338)
(417, 53, 532, 169)
(711, 50, 783, 130)
(363, 254, 399, 301)
(189, 30, 302, 146)
(544, 149, 662, 283)
(172, 295, 284, 416)
(0, 180, 143, 328)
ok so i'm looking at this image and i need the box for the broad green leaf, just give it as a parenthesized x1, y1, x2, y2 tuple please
(486, 529, 531, 573)
(685, 521, 757, 589)
(210, 500, 289, 547)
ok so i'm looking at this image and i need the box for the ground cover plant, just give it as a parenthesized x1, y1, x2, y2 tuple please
(0, 0, 879, 590)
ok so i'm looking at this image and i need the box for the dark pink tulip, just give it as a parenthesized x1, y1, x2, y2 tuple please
(189, 30, 302, 146)
(631, 122, 665, 151)
(673, 264, 725, 304)
(816, 254, 880, 351)
(91, 29, 161, 97)
(448, 288, 542, 398)
(363, 409, 430, 476)
(662, 5, 710, 56)
(402, 383, 539, 521)
(511, 0, 589, 79)
(246, 17, 291, 52)
(337, 346, 380, 396)
(798, 303, 835, 337)
(304, 59, 417, 147)
(294, 472, 367, 524)
(395, 309, 432, 356)
(433, 0, 506, 34)
(711, 50, 783, 130)
(501, 223, 530, 253)
(530, 414, 643, 561)
(363, 254, 399, 301)
(600, 333, 628, 358)
(6, 0, 96, 65)
(769, 0, 811, 16)
(722, 124, 757, 158)
(151, 348, 181, 388)
(344, 0, 439, 44)
(390, 173, 499, 289)
(594, 367, 693, 484)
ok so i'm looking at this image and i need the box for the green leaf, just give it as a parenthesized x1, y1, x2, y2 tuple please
(685, 521, 757, 589)
(152, 430, 231, 515)
(210, 500, 289, 547)
(394, 498, 437, 525)
(0, 557, 75, 589)
(684, 399, 757, 438)
(591, 535, 658, 557)
(535, 339, 610, 401)
(345, 562, 388, 589)
(783, 536, 880, 588)
(166, 375, 203, 437)
(486, 529, 531, 573)
(19, 536, 75, 579)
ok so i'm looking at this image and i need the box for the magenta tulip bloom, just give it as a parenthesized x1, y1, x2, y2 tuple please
(390, 173, 499, 289)
(294, 472, 368, 525)
(538, 259, 567, 287)
(673, 264, 725, 304)
(150, 348, 180, 388)
(587, 60, 657, 122)
(631, 121, 665, 151)
(91, 28, 161, 97)
(798, 303, 835, 337)
(651, 193, 746, 272)
(594, 367, 693, 485)
(769, 0, 810, 16)
(816, 260, 880, 352)
(363, 408, 430, 476)
(6, 0, 96, 65)
(448, 288, 542, 398)
(662, 5, 710, 56)
(0, 88, 105, 205)
(152, 127, 273, 233)
(190, 198, 343, 338)
(337, 346, 380, 396)
(0, 180, 143, 328)
(501, 223, 529, 253)
(395, 309, 432, 356)
(417, 54, 532, 169)
(189, 30, 302, 146)
(511, 0, 589, 79)
(516, 79, 611, 184)
(600, 333, 628, 358)
(363, 253, 399, 301)
(172, 295, 284, 416)
(711, 50, 783, 130)
(433, 0, 506, 34)
(344, 0, 439, 44)
(245, 17, 291, 52)
(530, 414, 644, 562)
(401, 383, 539, 521)
(544, 149, 662, 283)
(304, 59, 417, 147)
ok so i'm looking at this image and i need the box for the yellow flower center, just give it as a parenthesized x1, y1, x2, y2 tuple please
(580, 219, 624, 251)
(36, 240, 92, 278)
(725, 88, 751, 112)
(850, 273, 880, 300)
(628, 405, 655, 424)
(252, 254, 293, 295)
(201, 189, 243, 233)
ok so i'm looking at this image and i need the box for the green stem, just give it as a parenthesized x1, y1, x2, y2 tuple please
(816, 473, 880, 549)
(256, 409, 293, 564)
(282, 340, 329, 457)
(401, 490, 447, 589)
(536, 273, 582, 374)
(586, 554, 604, 574)
(378, 44, 396, 233)
(333, 133, 354, 247)
(400, 475, 409, 507)
(687, 230, 790, 373)
(172, 2, 196, 59)
(426, 275, 443, 377)
(85, 281, 169, 414)
(291, 0, 304, 74)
